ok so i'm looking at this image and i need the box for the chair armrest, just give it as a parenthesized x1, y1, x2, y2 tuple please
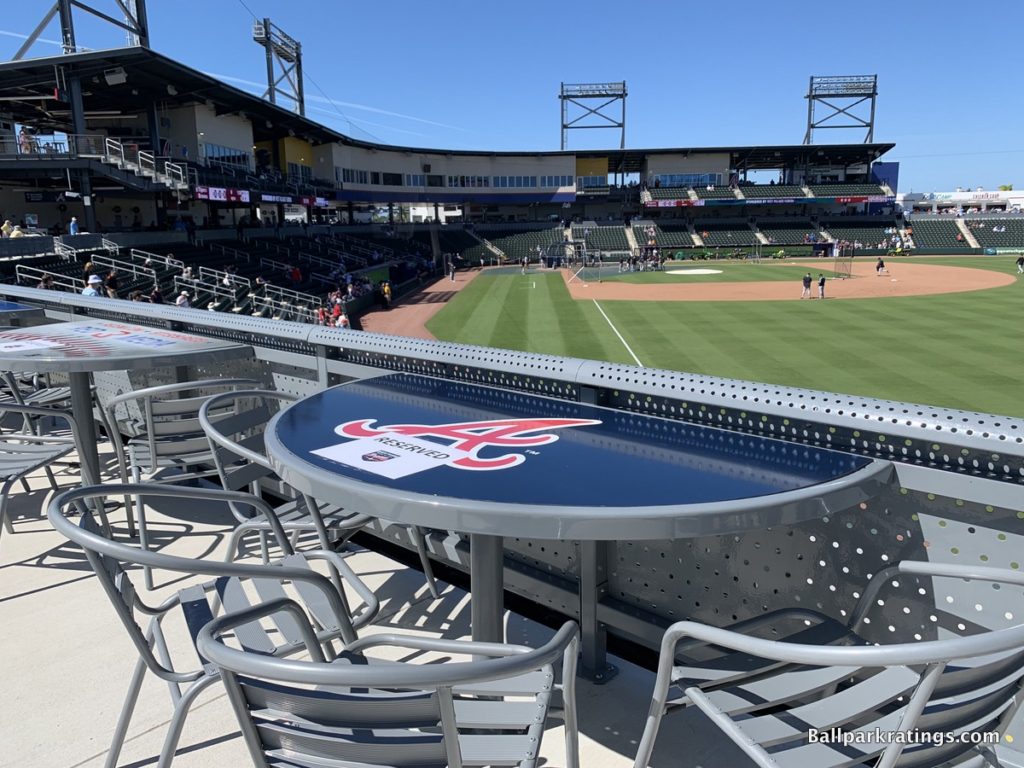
(299, 549, 380, 630)
(201, 596, 327, 662)
(0, 402, 88, 469)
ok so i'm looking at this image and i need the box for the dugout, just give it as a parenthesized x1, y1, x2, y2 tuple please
(812, 242, 835, 258)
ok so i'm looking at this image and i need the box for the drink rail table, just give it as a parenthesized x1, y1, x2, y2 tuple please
(265, 373, 893, 676)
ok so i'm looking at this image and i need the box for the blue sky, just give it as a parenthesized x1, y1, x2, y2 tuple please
(2, 0, 1022, 192)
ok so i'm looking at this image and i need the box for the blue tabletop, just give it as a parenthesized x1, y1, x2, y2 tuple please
(0, 300, 40, 314)
(272, 373, 874, 510)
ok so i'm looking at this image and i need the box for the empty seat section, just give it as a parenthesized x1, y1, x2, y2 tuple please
(809, 183, 886, 197)
(966, 218, 1024, 248)
(906, 219, 972, 250)
(573, 226, 630, 251)
(757, 220, 819, 245)
(739, 184, 806, 199)
(694, 222, 757, 247)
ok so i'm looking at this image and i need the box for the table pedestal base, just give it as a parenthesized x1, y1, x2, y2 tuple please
(469, 533, 505, 643)
(69, 371, 99, 485)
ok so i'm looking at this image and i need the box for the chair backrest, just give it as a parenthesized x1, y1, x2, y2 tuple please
(198, 616, 579, 768)
(103, 378, 259, 471)
(200, 389, 298, 523)
(644, 561, 1024, 768)
(47, 483, 370, 680)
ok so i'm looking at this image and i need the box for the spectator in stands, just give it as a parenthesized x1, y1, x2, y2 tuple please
(69, 216, 80, 236)
(104, 269, 119, 299)
(129, 290, 146, 302)
(149, 284, 163, 304)
(82, 274, 103, 297)
(338, 312, 350, 329)
(37, 275, 54, 290)
(175, 290, 190, 308)
(182, 265, 194, 281)
(1, 219, 12, 238)
(9, 225, 24, 239)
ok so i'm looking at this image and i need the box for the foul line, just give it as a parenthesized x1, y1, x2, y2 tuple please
(592, 300, 643, 368)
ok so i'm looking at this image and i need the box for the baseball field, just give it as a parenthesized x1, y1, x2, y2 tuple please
(422, 256, 1024, 417)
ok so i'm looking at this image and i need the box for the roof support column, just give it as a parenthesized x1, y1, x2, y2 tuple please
(67, 74, 95, 232)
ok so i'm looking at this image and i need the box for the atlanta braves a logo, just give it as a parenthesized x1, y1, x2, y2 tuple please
(335, 417, 601, 470)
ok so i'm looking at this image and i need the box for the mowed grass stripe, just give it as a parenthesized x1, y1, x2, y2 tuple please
(427, 269, 1024, 415)
(425, 273, 513, 345)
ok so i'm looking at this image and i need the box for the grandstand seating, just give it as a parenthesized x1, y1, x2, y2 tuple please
(739, 185, 806, 199)
(470, 227, 563, 263)
(573, 225, 630, 252)
(437, 228, 480, 254)
(693, 186, 737, 200)
(694, 222, 758, 247)
(757, 220, 819, 245)
(966, 219, 1024, 248)
(633, 223, 693, 249)
(823, 220, 899, 249)
(648, 187, 691, 200)
(809, 183, 886, 197)
(905, 218, 972, 250)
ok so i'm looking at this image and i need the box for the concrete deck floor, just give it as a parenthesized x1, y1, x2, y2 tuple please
(0, 444, 746, 768)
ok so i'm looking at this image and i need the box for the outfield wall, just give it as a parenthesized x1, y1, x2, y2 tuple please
(2, 284, 1023, 756)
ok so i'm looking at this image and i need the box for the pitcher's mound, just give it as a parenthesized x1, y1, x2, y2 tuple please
(666, 268, 723, 275)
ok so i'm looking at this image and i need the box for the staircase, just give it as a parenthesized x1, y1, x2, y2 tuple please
(690, 223, 704, 248)
(752, 225, 769, 245)
(101, 138, 188, 192)
(956, 219, 981, 248)
(687, 188, 699, 201)
(624, 226, 638, 253)
(733, 187, 746, 200)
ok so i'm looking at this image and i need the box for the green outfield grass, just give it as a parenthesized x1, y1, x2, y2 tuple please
(602, 262, 843, 283)
(425, 257, 1024, 416)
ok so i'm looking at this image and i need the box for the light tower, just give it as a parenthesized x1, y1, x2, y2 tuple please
(252, 18, 305, 116)
(803, 75, 878, 144)
(559, 82, 627, 150)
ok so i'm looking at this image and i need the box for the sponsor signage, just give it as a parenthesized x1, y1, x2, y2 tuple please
(24, 191, 61, 203)
(194, 186, 250, 203)
(259, 193, 293, 204)
(314, 197, 330, 208)
(834, 196, 868, 204)
(644, 199, 705, 208)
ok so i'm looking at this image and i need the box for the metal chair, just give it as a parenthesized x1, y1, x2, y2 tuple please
(634, 560, 1024, 768)
(0, 369, 73, 410)
(200, 388, 440, 598)
(101, 377, 258, 564)
(47, 482, 380, 768)
(0, 402, 87, 548)
(198, 604, 580, 768)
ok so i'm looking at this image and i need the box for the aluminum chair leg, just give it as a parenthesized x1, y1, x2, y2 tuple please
(105, 653, 148, 768)
(155, 675, 221, 768)
(411, 525, 440, 599)
(0, 487, 11, 537)
(131, 463, 158, 591)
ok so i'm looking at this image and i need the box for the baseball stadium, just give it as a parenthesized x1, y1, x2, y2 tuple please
(1, 3, 1023, 768)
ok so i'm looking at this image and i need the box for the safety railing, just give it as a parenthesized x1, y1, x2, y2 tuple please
(263, 282, 322, 309)
(210, 242, 251, 264)
(173, 275, 237, 307)
(89, 253, 157, 283)
(129, 248, 184, 271)
(53, 239, 76, 261)
(198, 265, 252, 289)
(252, 294, 317, 323)
(100, 238, 120, 255)
(14, 264, 80, 292)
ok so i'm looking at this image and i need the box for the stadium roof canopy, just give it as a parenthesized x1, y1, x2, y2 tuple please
(0, 47, 894, 168)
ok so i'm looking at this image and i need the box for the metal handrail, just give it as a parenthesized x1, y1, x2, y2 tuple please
(89, 253, 157, 282)
(100, 238, 120, 255)
(129, 248, 184, 271)
(198, 265, 252, 289)
(15, 264, 80, 292)
(53, 239, 76, 261)
(263, 282, 322, 308)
